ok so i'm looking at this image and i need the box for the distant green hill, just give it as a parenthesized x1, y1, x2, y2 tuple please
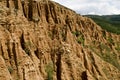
(85, 15, 120, 34)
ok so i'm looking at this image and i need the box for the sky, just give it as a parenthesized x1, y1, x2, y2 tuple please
(52, 0, 120, 15)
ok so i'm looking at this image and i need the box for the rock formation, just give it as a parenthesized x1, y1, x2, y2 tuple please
(0, 0, 120, 80)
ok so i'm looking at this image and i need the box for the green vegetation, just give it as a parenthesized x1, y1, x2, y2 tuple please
(102, 68, 109, 76)
(102, 31, 106, 39)
(102, 52, 120, 70)
(25, 41, 32, 47)
(45, 62, 54, 80)
(0, 7, 3, 13)
(48, 31, 52, 39)
(115, 43, 120, 52)
(89, 43, 120, 70)
(8, 66, 13, 74)
(85, 15, 120, 34)
(72, 30, 81, 37)
(99, 43, 111, 51)
(24, 41, 32, 55)
(107, 37, 114, 44)
(24, 48, 30, 55)
(77, 36, 84, 45)
(72, 31, 85, 46)
(84, 14, 120, 69)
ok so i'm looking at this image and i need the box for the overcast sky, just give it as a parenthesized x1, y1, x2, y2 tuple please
(52, 0, 120, 15)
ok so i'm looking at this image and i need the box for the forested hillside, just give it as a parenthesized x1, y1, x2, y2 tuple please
(86, 15, 120, 34)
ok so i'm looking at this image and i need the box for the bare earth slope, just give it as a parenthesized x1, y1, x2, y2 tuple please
(0, 0, 120, 80)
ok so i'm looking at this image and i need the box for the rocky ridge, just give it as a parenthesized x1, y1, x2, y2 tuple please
(0, 0, 120, 80)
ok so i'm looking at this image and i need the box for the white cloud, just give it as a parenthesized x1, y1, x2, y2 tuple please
(51, 0, 120, 15)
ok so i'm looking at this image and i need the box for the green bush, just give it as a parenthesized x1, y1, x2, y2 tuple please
(24, 41, 32, 55)
(115, 47, 120, 51)
(72, 31, 85, 45)
(72, 31, 81, 37)
(77, 36, 84, 46)
(107, 37, 114, 44)
(25, 41, 32, 47)
(48, 31, 52, 39)
(24, 48, 30, 55)
(102, 31, 106, 39)
(45, 62, 54, 80)
(115, 43, 120, 52)
(8, 66, 13, 73)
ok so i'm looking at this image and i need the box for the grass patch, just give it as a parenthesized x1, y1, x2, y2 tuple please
(102, 31, 106, 39)
(115, 43, 120, 52)
(100, 43, 111, 51)
(102, 68, 109, 78)
(77, 36, 84, 45)
(8, 66, 13, 74)
(89, 44, 120, 70)
(24, 41, 32, 55)
(45, 62, 54, 80)
(48, 31, 52, 39)
(107, 37, 114, 44)
(115, 47, 120, 51)
(102, 52, 120, 70)
(72, 31, 85, 46)
(99, 43, 120, 70)
(96, 52, 120, 70)
(72, 30, 81, 37)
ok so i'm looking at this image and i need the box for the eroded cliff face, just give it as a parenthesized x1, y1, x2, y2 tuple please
(0, 0, 120, 80)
